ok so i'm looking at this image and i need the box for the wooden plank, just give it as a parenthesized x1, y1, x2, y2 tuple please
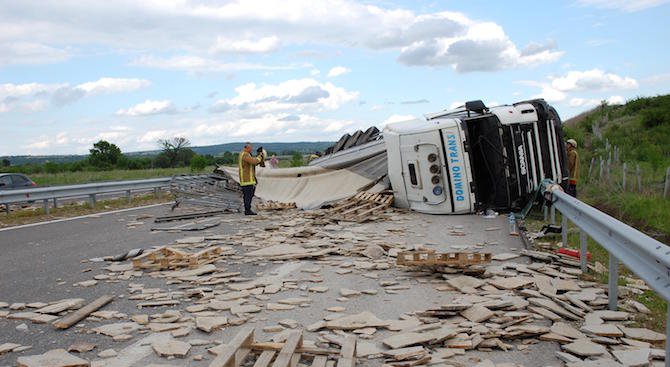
(336, 335, 356, 367)
(290, 354, 301, 367)
(250, 342, 338, 355)
(311, 355, 328, 367)
(253, 351, 276, 367)
(339, 203, 372, 216)
(209, 327, 255, 367)
(52, 295, 114, 329)
(354, 203, 388, 218)
(271, 330, 303, 367)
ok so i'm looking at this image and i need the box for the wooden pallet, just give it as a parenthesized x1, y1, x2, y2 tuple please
(132, 246, 223, 270)
(257, 201, 297, 211)
(396, 251, 491, 267)
(208, 327, 356, 367)
(328, 191, 394, 223)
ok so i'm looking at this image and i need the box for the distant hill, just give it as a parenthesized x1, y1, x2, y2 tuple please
(1, 141, 335, 166)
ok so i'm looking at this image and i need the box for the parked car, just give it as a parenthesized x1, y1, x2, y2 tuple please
(0, 173, 37, 190)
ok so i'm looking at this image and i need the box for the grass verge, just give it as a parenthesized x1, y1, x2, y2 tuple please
(29, 167, 211, 186)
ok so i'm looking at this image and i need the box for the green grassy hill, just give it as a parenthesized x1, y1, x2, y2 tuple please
(561, 94, 670, 240)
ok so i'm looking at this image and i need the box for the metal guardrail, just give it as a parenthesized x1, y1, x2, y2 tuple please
(542, 183, 670, 365)
(0, 177, 171, 214)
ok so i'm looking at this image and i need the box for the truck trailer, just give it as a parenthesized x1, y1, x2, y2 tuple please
(311, 98, 568, 214)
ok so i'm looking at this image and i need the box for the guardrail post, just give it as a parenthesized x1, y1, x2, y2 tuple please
(561, 214, 568, 247)
(579, 230, 587, 273)
(42, 199, 50, 215)
(88, 194, 96, 208)
(153, 187, 160, 198)
(126, 190, 132, 204)
(52, 198, 58, 209)
(608, 253, 619, 310)
(550, 206, 556, 225)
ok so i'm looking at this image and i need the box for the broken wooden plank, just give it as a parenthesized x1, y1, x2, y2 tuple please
(53, 295, 114, 330)
(253, 350, 276, 367)
(271, 330, 303, 367)
(336, 335, 356, 367)
(209, 327, 255, 367)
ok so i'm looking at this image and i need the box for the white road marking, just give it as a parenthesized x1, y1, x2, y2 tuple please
(0, 203, 169, 232)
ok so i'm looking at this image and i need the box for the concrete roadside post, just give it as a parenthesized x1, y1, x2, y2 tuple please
(579, 230, 587, 273)
(622, 162, 627, 191)
(608, 253, 618, 311)
(88, 194, 96, 208)
(43, 199, 50, 215)
(664, 166, 670, 198)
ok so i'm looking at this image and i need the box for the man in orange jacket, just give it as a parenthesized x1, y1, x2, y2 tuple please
(238, 143, 264, 215)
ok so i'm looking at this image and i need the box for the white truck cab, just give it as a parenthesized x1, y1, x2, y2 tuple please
(384, 99, 568, 214)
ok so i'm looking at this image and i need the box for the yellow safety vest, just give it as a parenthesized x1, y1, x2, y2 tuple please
(238, 151, 260, 186)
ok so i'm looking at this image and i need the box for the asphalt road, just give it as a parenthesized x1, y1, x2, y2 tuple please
(0, 206, 561, 367)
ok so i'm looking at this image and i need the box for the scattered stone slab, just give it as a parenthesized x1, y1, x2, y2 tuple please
(16, 348, 89, 367)
(580, 324, 624, 337)
(447, 275, 484, 293)
(488, 276, 534, 290)
(551, 322, 587, 340)
(563, 339, 607, 357)
(460, 305, 494, 323)
(97, 349, 117, 358)
(619, 327, 666, 343)
(267, 303, 295, 311)
(339, 288, 361, 297)
(612, 348, 651, 366)
(67, 342, 96, 353)
(491, 253, 520, 261)
(325, 312, 389, 330)
(152, 340, 191, 358)
(382, 332, 435, 349)
(92, 322, 141, 337)
(195, 316, 228, 333)
(230, 304, 261, 315)
(0, 343, 21, 354)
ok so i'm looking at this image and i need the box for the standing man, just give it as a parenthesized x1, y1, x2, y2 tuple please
(238, 142, 264, 215)
(566, 139, 579, 197)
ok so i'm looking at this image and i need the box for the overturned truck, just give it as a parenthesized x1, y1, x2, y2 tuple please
(310, 99, 568, 214)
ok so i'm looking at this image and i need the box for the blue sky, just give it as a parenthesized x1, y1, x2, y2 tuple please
(1, 0, 669, 155)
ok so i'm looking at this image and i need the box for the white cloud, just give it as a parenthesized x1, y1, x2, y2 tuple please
(0, 1, 562, 72)
(521, 69, 638, 103)
(570, 95, 625, 108)
(131, 55, 299, 73)
(77, 78, 150, 95)
(0, 42, 70, 66)
(209, 78, 358, 116)
(381, 114, 415, 126)
(578, 0, 670, 12)
(550, 69, 638, 91)
(209, 36, 280, 54)
(0, 77, 151, 112)
(117, 100, 176, 117)
(328, 66, 351, 77)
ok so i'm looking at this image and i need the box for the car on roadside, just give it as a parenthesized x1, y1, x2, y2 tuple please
(0, 173, 37, 190)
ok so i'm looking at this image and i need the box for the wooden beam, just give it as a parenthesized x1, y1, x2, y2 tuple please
(271, 330, 303, 367)
(53, 295, 114, 330)
(250, 342, 338, 355)
(311, 355, 328, 367)
(336, 335, 356, 367)
(209, 327, 255, 367)
(253, 350, 276, 367)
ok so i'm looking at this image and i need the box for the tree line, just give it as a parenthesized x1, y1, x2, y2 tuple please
(1, 137, 299, 174)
